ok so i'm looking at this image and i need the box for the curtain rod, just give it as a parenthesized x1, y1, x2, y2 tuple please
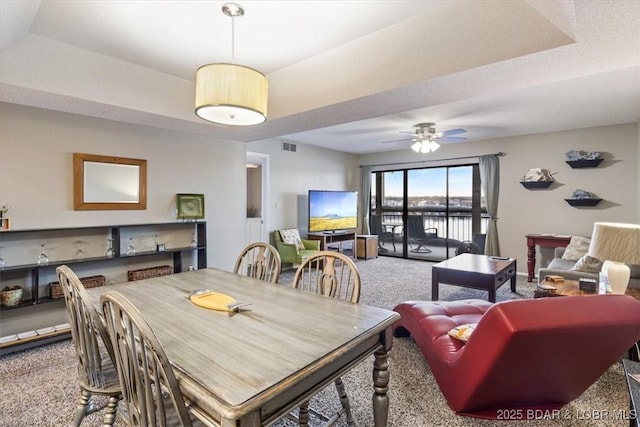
(359, 152, 505, 168)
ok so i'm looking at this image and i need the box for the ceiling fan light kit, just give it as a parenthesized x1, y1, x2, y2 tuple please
(411, 139, 440, 153)
(195, 3, 268, 126)
(382, 122, 466, 153)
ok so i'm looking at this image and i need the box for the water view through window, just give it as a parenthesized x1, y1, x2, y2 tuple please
(371, 165, 486, 261)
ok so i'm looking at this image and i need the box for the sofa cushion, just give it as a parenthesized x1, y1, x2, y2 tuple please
(547, 257, 577, 271)
(278, 229, 305, 252)
(570, 254, 603, 273)
(562, 236, 591, 261)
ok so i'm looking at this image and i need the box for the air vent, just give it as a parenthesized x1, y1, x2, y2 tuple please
(282, 141, 297, 152)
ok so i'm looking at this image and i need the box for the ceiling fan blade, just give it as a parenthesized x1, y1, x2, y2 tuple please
(441, 128, 466, 136)
(380, 137, 413, 144)
(439, 136, 467, 142)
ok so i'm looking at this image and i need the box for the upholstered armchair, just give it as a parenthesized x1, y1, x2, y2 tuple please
(274, 229, 320, 265)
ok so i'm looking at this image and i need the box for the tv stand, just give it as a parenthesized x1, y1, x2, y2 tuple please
(307, 231, 356, 259)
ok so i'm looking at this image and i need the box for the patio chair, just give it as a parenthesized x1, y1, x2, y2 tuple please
(406, 215, 438, 253)
(370, 214, 396, 251)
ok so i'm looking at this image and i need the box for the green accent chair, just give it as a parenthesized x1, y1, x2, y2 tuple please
(274, 229, 321, 266)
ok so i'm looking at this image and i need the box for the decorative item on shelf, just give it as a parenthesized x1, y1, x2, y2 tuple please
(126, 237, 136, 256)
(565, 189, 602, 206)
(194, 2, 268, 126)
(1, 286, 23, 307)
(565, 150, 604, 168)
(190, 232, 198, 248)
(36, 244, 49, 265)
(588, 222, 640, 294)
(176, 193, 205, 221)
(49, 275, 106, 299)
(520, 168, 555, 189)
(74, 240, 86, 261)
(106, 238, 116, 258)
(156, 243, 166, 252)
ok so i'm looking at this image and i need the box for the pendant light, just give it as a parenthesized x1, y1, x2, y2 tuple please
(195, 3, 268, 126)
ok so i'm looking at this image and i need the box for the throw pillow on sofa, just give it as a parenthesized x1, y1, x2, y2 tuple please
(447, 324, 477, 343)
(562, 236, 591, 261)
(570, 254, 603, 273)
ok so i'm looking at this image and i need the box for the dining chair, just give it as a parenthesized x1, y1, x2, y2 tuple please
(56, 265, 122, 427)
(291, 251, 361, 426)
(233, 242, 281, 283)
(101, 290, 206, 427)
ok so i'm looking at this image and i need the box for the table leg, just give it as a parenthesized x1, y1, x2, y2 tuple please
(432, 268, 439, 301)
(298, 400, 310, 426)
(527, 240, 536, 282)
(488, 287, 496, 303)
(373, 346, 390, 427)
(511, 259, 517, 292)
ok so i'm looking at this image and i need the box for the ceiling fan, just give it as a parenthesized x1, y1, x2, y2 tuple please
(381, 122, 467, 153)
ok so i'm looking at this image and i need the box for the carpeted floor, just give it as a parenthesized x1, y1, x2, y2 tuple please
(0, 256, 632, 426)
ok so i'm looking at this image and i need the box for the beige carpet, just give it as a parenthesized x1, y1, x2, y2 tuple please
(0, 256, 633, 426)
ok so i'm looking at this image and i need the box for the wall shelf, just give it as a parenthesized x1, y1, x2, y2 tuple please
(565, 159, 603, 168)
(520, 181, 553, 189)
(0, 221, 207, 354)
(565, 198, 602, 207)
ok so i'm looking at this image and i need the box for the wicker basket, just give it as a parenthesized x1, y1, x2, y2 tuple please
(49, 275, 106, 299)
(127, 265, 173, 281)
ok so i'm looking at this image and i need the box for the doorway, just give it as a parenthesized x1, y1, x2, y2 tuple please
(245, 152, 270, 244)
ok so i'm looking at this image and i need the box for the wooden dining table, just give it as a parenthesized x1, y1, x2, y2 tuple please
(86, 267, 400, 426)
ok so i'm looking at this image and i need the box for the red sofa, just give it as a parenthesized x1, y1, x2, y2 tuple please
(393, 295, 640, 419)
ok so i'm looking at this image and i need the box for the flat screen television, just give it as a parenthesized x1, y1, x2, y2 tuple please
(308, 190, 358, 233)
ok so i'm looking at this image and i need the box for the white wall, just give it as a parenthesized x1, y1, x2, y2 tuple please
(357, 123, 639, 274)
(246, 139, 358, 239)
(0, 103, 247, 270)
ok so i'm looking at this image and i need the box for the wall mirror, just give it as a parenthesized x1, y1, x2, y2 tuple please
(74, 153, 147, 210)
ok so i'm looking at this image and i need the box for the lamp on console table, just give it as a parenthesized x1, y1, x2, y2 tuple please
(588, 222, 640, 294)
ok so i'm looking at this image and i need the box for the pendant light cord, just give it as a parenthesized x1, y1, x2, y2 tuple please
(230, 15, 236, 64)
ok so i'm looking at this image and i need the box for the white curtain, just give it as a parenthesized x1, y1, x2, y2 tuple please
(360, 166, 372, 234)
(479, 155, 501, 256)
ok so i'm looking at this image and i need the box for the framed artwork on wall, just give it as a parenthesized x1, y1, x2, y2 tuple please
(176, 194, 205, 220)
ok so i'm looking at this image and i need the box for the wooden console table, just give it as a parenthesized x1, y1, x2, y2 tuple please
(307, 231, 357, 258)
(525, 234, 571, 282)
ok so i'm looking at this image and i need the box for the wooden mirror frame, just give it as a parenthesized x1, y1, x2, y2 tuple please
(73, 153, 147, 210)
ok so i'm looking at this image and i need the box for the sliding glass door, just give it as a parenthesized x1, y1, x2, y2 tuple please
(371, 164, 485, 261)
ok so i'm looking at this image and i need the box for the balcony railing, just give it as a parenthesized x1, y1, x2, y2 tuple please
(375, 207, 488, 242)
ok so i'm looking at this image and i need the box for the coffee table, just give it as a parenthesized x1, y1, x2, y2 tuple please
(431, 253, 517, 303)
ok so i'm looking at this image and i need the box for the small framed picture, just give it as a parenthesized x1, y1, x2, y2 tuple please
(176, 194, 205, 220)
(156, 243, 166, 252)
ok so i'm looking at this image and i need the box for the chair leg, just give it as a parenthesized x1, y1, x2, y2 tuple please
(101, 395, 119, 426)
(334, 377, 355, 426)
(73, 389, 91, 427)
(298, 400, 310, 426)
